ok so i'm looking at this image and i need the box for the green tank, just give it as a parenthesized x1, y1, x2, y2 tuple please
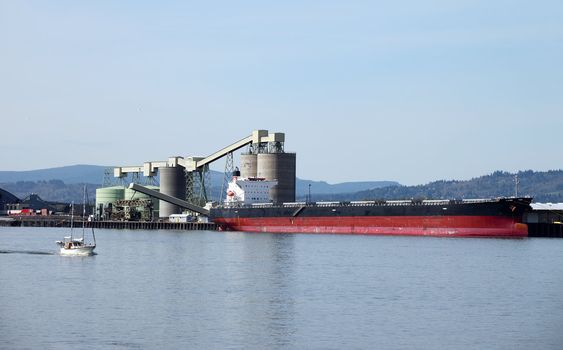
(95, 186, 125, 218)
(124, 186, 160, 215)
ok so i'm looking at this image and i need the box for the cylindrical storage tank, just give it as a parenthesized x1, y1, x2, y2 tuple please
(257, 153, 296, 203)
(124, 187, 145, 201)
(240, 153, 258, 178)
(124, 186, 160, 217)
(95, 186, 125, 219)
(159, 166, 186, 218)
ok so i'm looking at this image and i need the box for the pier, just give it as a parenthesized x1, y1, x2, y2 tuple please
(1, 216, 216, 231)
(527, 223, 563, 238)
(524, 204, 563, 238)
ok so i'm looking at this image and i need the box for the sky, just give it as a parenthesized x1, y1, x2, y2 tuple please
(1, 1, 562, 185)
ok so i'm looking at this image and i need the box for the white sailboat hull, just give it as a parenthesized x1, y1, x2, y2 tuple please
(57, 186, 97, 256)
(59, 245, 95, 256)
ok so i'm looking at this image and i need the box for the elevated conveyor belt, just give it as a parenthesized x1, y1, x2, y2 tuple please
(128, 183, 209, 216)
(114, 130, 284, 175)
(195, 135, 253, 168)
(193, 130, 283, 169)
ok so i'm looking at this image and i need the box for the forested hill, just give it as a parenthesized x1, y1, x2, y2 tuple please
(0, 180, 99, 204)
(308, 170, 563, 203)
(3, 168, 562, 204)
(0, 165, 397, 203)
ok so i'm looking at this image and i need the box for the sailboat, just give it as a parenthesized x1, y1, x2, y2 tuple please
(56, 186, 96, 256)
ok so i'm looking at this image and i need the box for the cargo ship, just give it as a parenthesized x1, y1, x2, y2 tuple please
(209, 171, 533, 237)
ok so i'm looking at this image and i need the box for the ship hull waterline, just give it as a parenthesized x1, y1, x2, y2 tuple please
(213, 216, 528, 238)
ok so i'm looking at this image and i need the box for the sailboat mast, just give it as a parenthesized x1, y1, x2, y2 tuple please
(86, 185, 96, 246)
(82, 185, 86, 240)
(70, 202, 74, 239)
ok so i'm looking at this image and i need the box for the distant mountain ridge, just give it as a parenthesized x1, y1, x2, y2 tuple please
(296, 179, 399, 196)
(0, 165, 398, 202)
(309, 170, 563, 203)
(5, 165, 560, 204)
(0, 165, 109, 184)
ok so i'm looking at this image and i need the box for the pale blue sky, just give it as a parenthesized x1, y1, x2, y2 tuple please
(1, 1, 562, 185)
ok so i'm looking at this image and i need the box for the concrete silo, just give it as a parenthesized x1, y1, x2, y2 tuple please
(159, 166, 186, 218)
(257, 152, 296, 203)
(240, 153, 258, 178)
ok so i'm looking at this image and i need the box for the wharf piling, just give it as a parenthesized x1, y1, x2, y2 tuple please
(527, 223, 563, 238)
(524, 206, 563, 238)
(2, 217, 216, 231)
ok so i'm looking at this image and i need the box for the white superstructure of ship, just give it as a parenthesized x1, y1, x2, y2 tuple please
(224, 168, 277, 206)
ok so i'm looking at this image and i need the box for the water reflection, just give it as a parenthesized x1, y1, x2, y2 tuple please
(264, 234, 297, 348)
(226, 232, 297, 348)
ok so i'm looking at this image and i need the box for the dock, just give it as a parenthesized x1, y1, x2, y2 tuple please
(524, 203, 563, 238)
(1, 216, 216, 231)
(527, 223, 563, 238)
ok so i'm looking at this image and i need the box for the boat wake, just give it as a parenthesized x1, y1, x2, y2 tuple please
(0, 250, 56, 255)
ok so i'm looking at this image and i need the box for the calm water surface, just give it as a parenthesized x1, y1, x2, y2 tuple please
(1, 227, 562, 349)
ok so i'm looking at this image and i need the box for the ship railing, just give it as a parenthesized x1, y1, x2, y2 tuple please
(314, 202, 342, 207)
(385, 200, 412, 206)
(350, 201, 377, 206)
(223, 202, 244, 208)
(233, 198, 503, 210)
(251, 203, 274, 208)
(422, 200, 451, 206)
(459, 198, 492, 204)
(282, 202, 307, 207)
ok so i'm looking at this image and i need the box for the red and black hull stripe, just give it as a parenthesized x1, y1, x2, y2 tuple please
(210, 197, 532, 238)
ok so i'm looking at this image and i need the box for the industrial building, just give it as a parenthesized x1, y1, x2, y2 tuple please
(0, 188, 20, 212)
(0, 190, 69, 216)
(96, 130, 296, 221)
(525, 203, 563, 237)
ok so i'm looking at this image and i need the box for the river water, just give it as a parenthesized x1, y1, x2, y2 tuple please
(1, 227, 562, 349)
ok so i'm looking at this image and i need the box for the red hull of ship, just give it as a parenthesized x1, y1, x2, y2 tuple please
(214, 216, 528, 237)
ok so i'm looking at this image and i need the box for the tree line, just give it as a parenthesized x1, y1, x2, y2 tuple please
(304, 170, 563, 203)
